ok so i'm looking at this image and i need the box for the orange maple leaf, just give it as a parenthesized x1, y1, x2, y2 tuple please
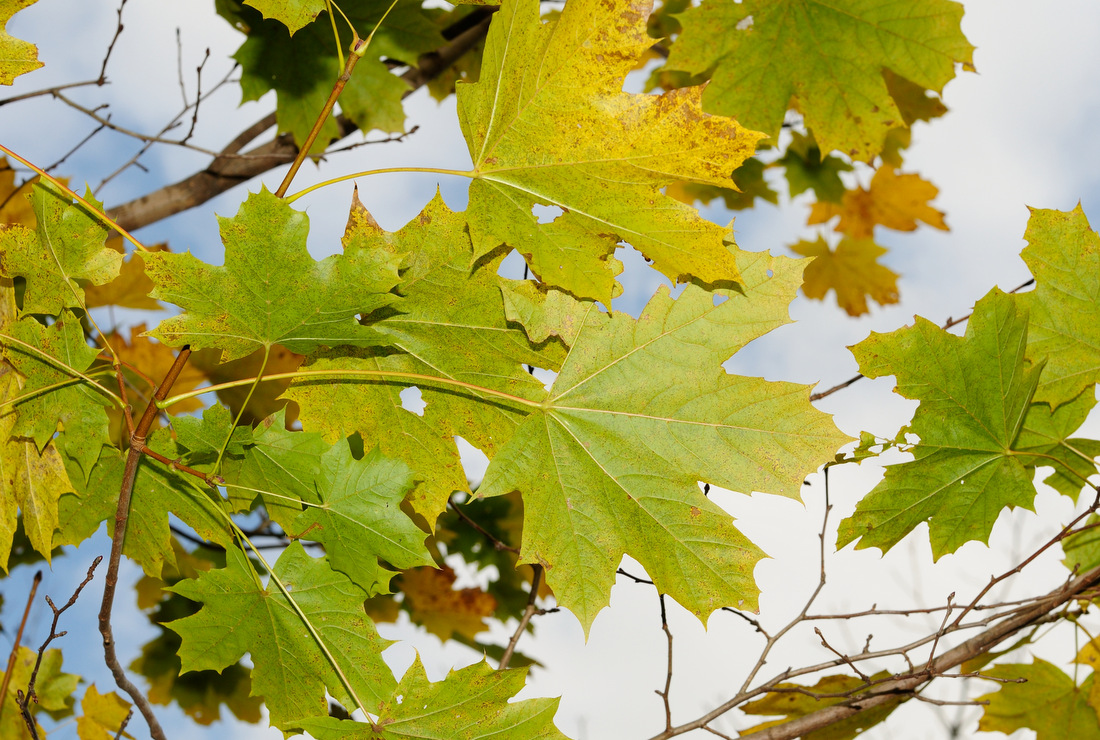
(808, 166, 948, 239)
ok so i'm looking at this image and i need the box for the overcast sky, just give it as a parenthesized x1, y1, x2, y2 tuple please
(4, 1, 1100, 739)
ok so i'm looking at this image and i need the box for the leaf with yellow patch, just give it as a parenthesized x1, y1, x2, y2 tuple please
(0, 0, 44, 85)
(792, 236, 899, 316)
(400, 565, 497, 640)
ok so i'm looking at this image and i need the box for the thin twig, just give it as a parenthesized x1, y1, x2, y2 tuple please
(656, 594, 674, 732)
(46, 122, 108, 172)
(182, 48, 211, 144)
(99, 346, 193, 740)
(499, 565, 543, 670)
(98, 0, 129, 83)
(0, 571, 41, 727)
(448, 495, 520, 553)
(0, 80, 101, 107)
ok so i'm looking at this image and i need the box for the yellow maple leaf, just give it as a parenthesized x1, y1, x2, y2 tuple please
(400, 565, 498, 641)
(84, 239, 164, 311)
(808, 166, 948, 239)
(792, 236, 899, 316)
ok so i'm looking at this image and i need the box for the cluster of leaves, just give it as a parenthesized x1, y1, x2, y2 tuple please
(2, 0, 1100, 739)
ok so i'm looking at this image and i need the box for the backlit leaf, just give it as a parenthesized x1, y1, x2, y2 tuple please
(977, 660, 1100, 740)
(296, 658, 566, 739)
(741, 672, 901, 739)
(168, 542, 395, 730)
(1017, 205, 1100, 407)
(808, 166, 947, 239)
(663, 0, 974, 160)
(457, 0, 762, 303)
(245, 0, 323, 34)
(478, 251, 849, 629)
(792, 236, 899, 316)
(1, 646, 79, 740)
(0, 0, 43, 84)
(778, 131, 853, 203)
(398, 565, 497, 640)
(143, 188, 401, 362)
(83, 239, 164, 311)
(76, 685, 132, 740)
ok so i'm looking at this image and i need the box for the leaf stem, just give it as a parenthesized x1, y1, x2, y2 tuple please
(212, 345, 270, 475)
(284, 167, 475, 204)
(159, 368, 543, 410)
(0, 142, 150, 253)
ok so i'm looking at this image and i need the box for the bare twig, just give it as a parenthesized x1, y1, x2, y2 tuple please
(499, 565, 543, 670)
(182, 48, 211, 144)
(0, 570, 41, 727)
(99, 346, 194, 740)
(0, 80, 101, 107)
(448, 495, 520, 554)
(46, 121, 108, 173)
(98, 0, 129, 83)
(656, 594, 674, 732)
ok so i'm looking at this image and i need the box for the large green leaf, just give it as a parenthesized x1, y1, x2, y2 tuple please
(297, 658, 566, 739)
(838, 289, 1097, 559)
(0, 182, 121, 315)
(168, 542, 395, 731)
(477, 251, 850, 630)
(285, 194, 560, 525)
(143, 189, 401, 362)
(663, 0, 974, 160)
(1017, 205, 1100, 407)
(456, 0, 762, 303)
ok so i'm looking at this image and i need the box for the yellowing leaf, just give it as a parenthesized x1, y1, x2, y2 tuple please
(1, 646, 79, 740)
(0, 159, 39, 226)
(0, 181, 122, 315)
(297, 658, 566, 740)
(808, 167, 947, 239)
(478, 251, 849, 629)
(664, 0, 973, 160)
(838, 290, 1097, 558)
(1017, 205, 1100, 407)
(244, 0, 323, 34)
(792, 236, 899, 316)
(400, 565, 497, 640)
(978, 660, 1100, 740)
(0, 0, 43, 84)
(83, 239, 164, 311)
(76, 685, 132, 740)
(457, 0, 762, 303)
(143, 189, 401, 362)
(741, 672, 901, 739)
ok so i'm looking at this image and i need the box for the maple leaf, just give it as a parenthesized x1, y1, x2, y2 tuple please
(478, 251, 850, 629)
(245, 0, 323, 34)
(1064, 515, 1100, 574)
(397, 565, 498, 641)
(0, 0, 43, 84)
(174, 403, 253, 460)
(807, 166, 948, 239)
(792, 236, 899, 316)
(226, 0, 442, 151)
(663, 0, 974, 160)
(0, 181, 122, 315)
(83, 240, 164, 311)
(190, 344, 304, 424)
(837, 289, 1097, 558)
(1017, 205, 1100, 407)
(289, 443, 433, 595)
(168, 542, 396, 730)
(457, 0, 762, 303)
(666, 158, 779, 212)
(285, 194, 560, 525)
(977, 660, 1100, 740)
(2, 310, 111, 478)
(778, 131, 853, 203)
(143, 188, 402, 362)
(740, 672, 901, 739)
(103, 325, 208, 417)
(1, 646, 79, 740)
(75, 685, 132, 740)
(296, 658, 566, 740)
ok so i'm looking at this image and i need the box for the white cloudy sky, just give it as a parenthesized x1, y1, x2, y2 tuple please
(3, 1, 1100, 739)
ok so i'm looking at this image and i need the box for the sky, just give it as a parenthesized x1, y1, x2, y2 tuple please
(3, 1, 1100, 739)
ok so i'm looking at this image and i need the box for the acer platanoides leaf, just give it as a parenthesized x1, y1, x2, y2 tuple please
(457, 0, 763, 303)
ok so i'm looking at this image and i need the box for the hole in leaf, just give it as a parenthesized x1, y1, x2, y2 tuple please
(766, 269, 774, 277)
(532, 204, 564, 223)
(713, 294, 728, 306)
(400, 386, 426, 416)
(455, 435, 490, 489)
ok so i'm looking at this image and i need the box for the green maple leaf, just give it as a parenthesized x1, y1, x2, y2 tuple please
(1017, 205, 1100, 407)
(0, 0, 43, 84)
(168, 542, 396, 730)
(291, 443, 432, 595)
(663, 0, 974, 161)
(143, 188, 402, 362)
(778, 131, 853, 203)
(977, 660, 1100, 740)
(227, 0, 442, 151)
(285, 194, 560, 525)
(1014, 390, 1100, 500)
(478, 251, 850, 629)
(0, 181, 122, 315)
(174, 403, 253, 459)
(838, 289, 1098, 559)
(457, 0, 763, 303)
(297, 658, 566, 739)
(2, 310, 110, 476)
(244, 0, 324, 34)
